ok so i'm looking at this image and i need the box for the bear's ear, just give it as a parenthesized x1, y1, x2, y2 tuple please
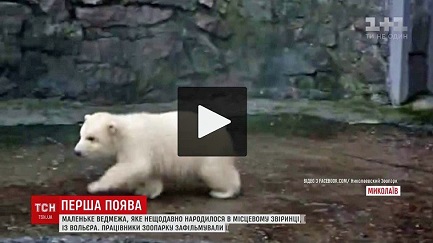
(108, 121, 116, 134)
(84, 114, 91, 120)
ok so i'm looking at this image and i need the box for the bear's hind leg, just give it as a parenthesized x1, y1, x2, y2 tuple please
(199, 158, 241, 199)
(135, 178, 164, 199)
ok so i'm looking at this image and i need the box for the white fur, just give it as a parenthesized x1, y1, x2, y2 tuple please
(74, 111, 241, 199)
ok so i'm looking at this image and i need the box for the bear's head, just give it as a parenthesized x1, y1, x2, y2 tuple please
(74, 112, 119, 159)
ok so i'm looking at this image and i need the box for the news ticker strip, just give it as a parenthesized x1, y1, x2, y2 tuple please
(59, 214, 307, 233)
(31, 195, 306, 233)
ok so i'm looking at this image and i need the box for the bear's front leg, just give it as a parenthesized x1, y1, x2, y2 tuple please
(87, 181, 108, 194)
(87, 164, 127, 193)
(87, 162, 150, 194)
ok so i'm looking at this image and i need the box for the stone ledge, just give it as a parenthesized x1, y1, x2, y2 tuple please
(0, 98, 429, 129)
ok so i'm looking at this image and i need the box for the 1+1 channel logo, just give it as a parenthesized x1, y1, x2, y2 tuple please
(364, 17, 408, 40)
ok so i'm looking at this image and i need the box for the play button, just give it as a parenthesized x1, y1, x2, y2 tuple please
(198, 105, 231, 139)
(177, 87, 247, 156)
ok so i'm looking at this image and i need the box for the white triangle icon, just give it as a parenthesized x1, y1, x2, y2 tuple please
(198, 105, 231, 139)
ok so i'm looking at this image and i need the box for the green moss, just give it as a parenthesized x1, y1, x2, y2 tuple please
(0, 125, 80, 147)
(296, 76, 315, 90)
(327, 98, 433, 125)
(134, 62, 178, 97)
(335, 98, 377, 110)
(217, 0, 229, 15)
(0, 99, 71, 110)
(248, 114, 347, 139)
(392, 106, 433, 124)
(339, 74, 367, 97)
(135, 71, 151, 96)
(223, 0, 276, 50)
(63, 26, 75, 37)
(153, 62, 178, 88)
(314, 73, 342, 96)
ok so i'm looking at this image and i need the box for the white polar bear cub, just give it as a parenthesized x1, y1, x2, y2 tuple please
(74, 111, 241, 199)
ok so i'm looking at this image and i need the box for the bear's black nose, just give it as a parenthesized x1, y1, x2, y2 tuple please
(74, 150, 82, 157)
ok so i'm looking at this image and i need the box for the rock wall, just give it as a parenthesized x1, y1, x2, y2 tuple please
(0, 0, 388, 104)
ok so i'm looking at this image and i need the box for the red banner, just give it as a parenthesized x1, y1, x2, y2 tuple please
(31, 195, 147, 224)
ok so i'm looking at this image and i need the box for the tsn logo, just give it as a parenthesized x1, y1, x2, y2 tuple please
(34, 203, 56, 212)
